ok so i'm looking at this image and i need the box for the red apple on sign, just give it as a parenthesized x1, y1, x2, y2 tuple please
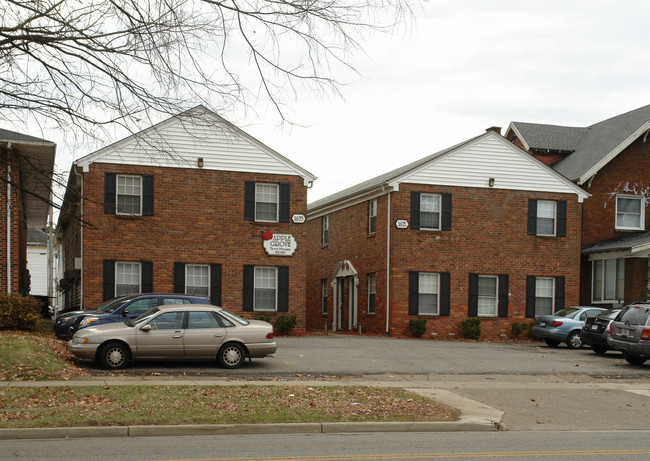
(262, 230, 273, 240)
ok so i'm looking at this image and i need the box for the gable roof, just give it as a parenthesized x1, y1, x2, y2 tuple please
(76, 106, 317, 186)
(507, 104, 650, 185)
(309, 131, 588, 216)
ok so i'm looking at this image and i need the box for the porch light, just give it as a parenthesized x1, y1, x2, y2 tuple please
(197, 158, 204, 168)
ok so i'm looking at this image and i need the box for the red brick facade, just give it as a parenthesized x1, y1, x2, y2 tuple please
(306, 184, 582, 340)
(0, 152, 27, 294)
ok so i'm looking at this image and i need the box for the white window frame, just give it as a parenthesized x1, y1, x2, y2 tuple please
(615, 195, 645, 230)
(115, 261, 141, 297)
(592, 258, 625, 303)
(418, 272, 439, 315)
(369, 200, 377, 234)
(536, 200, 556, 236)
(185, 264, 210, 297)
(116, 174, 143, 216)
(367, 273, 376, 314)
(420, 194, 441, 230)
(255, 183, 279, 222)
(477, 275, 498, 317)
(535, 277, 555, 316)
(322, 216, 329, 245)
(321, 279, 328, 315)
(254, 266, 278, 312)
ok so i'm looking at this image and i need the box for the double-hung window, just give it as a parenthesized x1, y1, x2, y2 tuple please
(367, 274, 377, 314)
(534, 277, 555, 316)
(418, 272, 439, 315)
(477, 275, 498, 317)
(186, 264, 210, 297)
(528, 199, 566, 237)
(244, 181, 290, 223)
(536, 200, 556, 236)
(116, 175, 142, 215)
(592, 258, 625, 303)
(322, 216, 329, 245)
(255, 183, 279, 222)
(254, 267, 278, 311)
(368, 200, 377, 234)
(420, 194, 441, 230)
(105, 173, 153, 216)
(243, 265, 288, 313)
(616, 196, 644, 230)
(115, 262, 141, 296)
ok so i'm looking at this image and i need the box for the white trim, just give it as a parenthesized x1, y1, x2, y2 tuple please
(615, 195, 645, 231)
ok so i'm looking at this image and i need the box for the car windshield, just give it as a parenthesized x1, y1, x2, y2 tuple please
(126, 307, 161, 327)
(552, 308, 581, 319)
(617, 304, 650, 325)
(219, 309, 250, 326)
(96, 297, 128, 313)
(102, 299, 129, 314)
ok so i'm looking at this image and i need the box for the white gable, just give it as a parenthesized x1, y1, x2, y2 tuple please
(77, 107, 316, 185)
(395, 133, 588, 200)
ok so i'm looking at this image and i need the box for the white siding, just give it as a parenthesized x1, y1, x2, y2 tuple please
(403, 135, 584, 196)
(27, 245, 48, 296)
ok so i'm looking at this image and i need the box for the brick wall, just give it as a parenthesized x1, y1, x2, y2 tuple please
(72, 163, 309, 326)
(307, 184, 583, 340)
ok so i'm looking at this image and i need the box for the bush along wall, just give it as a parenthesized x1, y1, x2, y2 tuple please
(0, 293, 41, 331)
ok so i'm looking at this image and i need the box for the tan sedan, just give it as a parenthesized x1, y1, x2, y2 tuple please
(68, 305, 276, 369)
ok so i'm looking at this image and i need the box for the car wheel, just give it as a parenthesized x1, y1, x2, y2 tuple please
(591, 345, 608, 355)
(623, 353, 647, 366)
(544, 339, 561, 348)
(99, 342, 130, 370)
(217, 343, 245, 369)
(566, 331, 583, 349)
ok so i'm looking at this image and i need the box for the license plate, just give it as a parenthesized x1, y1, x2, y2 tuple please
(540, 322, 546, 327)
(591, 324, 599, 331)
(621, 328, 631, 336)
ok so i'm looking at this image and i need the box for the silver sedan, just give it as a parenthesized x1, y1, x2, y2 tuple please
(68, 304, 277, 369)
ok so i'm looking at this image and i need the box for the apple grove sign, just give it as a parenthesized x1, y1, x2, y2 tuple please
(263, 233, 298, 256)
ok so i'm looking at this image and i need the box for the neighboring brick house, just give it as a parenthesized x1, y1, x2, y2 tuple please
(305, 130, 589, 339)
(57, 106, 316, 328)
(506, 104, 650, 307)
(0, 129, 55, 296)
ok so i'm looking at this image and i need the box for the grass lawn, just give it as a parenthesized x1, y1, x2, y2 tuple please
(0, 325, 460, 428)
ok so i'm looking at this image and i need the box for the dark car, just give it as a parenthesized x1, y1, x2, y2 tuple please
(607, 302, 650, 365)
(54, 296, 128, 339)
(531, 306, 606, 349)
(580, 308, 621, 354)
(68, 293, 210, 338)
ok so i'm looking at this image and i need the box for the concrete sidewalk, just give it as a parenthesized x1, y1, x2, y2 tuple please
(0, 375, 504, 439)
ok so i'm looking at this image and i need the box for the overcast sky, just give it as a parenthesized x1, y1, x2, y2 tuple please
(50, 0, 650, 204)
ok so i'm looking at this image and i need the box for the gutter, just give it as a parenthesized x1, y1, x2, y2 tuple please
(385, 191, 391, 335)
(73, 164, 84, 309)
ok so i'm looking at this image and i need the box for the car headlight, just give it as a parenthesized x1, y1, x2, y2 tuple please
(80, 317, 99, 327)
(72, 337, 89, 344)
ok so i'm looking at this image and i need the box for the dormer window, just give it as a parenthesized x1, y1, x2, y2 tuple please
(616, 195, 644, 230)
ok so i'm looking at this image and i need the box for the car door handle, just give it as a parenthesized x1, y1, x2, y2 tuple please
(214, 333, 224, 337)
(173, 330, 183, 338)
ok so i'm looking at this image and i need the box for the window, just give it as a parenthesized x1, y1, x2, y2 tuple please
(115, 262, 141, 296)
(116, 175, 142, 215)
(367, 274, 376, 314)
(186, 264, 209, 297)
(592, 258, 625, 303)
(410, 192, 452, 231)
(322, 216, 329, 245)
(420, 194, 441, 230)
(418, 273, 439, 315)
(369, 200, 377, 234)
(409, 271, 450, 316)
(254, 267, 277, 311)
(534, 277, 554, 316)
(188, 311, 221, 329)
(149, 311, 184, 330)
(616, 196, 644, 230)
(528, 199, 566, 237)
(126, 297, 159, 315)
(321, 279, 328, 314)
(477, 275, 498, 316)
(244, 181, 290, 223)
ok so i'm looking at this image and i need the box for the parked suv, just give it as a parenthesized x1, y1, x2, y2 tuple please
(607, 302, 650, 365)
(66, 293, 211, 339)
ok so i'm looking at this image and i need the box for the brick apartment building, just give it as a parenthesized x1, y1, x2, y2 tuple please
(305, 130, 589, 340)
(57, 106, 316, 327)
(506, 104, 650, 307)
(0, 129, 55, 296)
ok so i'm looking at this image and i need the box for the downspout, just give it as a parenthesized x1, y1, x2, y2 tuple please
(385, 191, 391, 335)
(73, 164, 84, 309)
(6, 143, 11, 293)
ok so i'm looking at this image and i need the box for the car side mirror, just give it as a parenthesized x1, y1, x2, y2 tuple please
(122, 309, 129, 317)
(140, 324, 152, 332)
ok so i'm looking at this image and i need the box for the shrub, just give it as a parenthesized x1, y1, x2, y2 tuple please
(274, 314, 296, 335)
(0, 293, 41, 331)
(461, 318, 481, 340)
(511, 322, 523, 337)
(407, 319, 427, 338)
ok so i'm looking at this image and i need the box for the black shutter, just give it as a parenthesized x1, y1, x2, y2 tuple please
(410, 192, 421, 230)
(104, 173, 116, 214)
(556, 200, 567, 237)
(278, 266, 289, 312)
(244, 182, 256, 221)
(468, 273, 478, 317)
(408, 271, 419, 315)
(440, 272, 451, 316)
(441, 193, 452, 231)
(103, 260, 115, 301)
(555, 276, 565, 312)
(173, 262, 185, 294)
(498, 274, 509, 318)
(279, 183, 290, 223)
(141, 261, 153, 293)
(528, 199, 537, 235)
(210, 264, 222, 306)
(243, 265, 254, 311)
(142, 175, 154, 216)
(525, 276, 536, 318)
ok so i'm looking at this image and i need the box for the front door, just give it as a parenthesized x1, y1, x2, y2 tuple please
(337, 278, 345, 330)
